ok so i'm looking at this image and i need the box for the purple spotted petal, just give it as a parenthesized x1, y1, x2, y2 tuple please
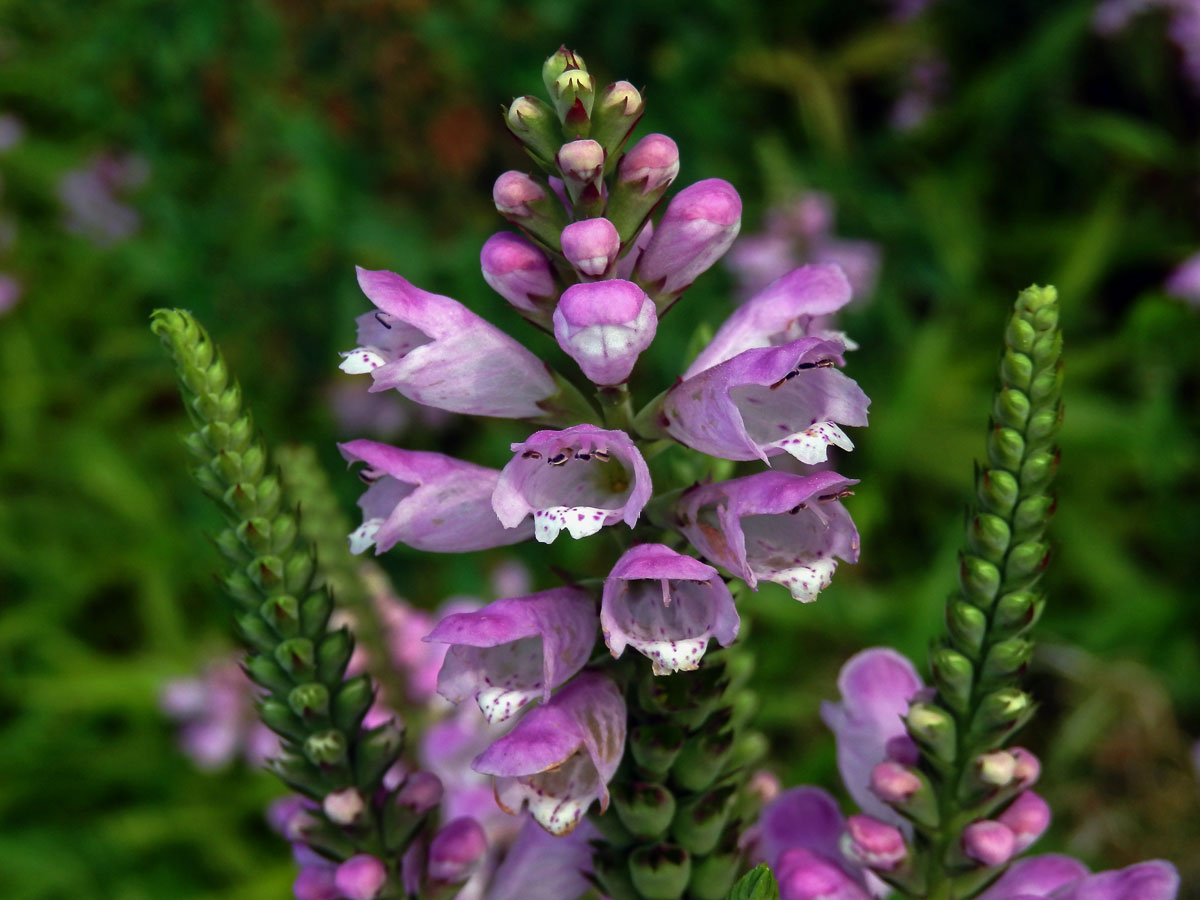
(601, 543, 739, 675)
(665, 338, 870, 465)
(472, 672, 626, 836)
(483, 816, 596, 900)
(426, 587, 598, 723)
(636, 178, 742, 298)
(678, 470, 860, 601)
(339, 268, 556, 418)
(339, 439, 533, 554)
(819, 648, 924, 829)
(492, 425, 652, 544)
(683, 264, 853, 379)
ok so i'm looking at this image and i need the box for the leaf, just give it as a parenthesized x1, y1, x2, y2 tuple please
(728, 863, 780, 900)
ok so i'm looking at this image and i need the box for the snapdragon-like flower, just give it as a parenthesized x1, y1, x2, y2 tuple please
(340, 439, 533, 554)
(472, 671, 626, 835)
(426, 587, 598, 724)
(339, 268, 557, 418)
(601, 543, 738, 675)
(482, 816, 596, 900)
(759, 787, 875, 900)
(635, 177, 742, 299)
(678, 470, 860, 601)
(976, 854, 1179, 900)
(819, 647, 924, 828)
(552, 279, 658, 385)
(665, 337, 870, 465)
(492, 424, 652, 543)
(683, 263, 855, 379)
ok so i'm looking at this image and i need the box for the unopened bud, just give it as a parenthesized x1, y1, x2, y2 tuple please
(553, 279, 657, 385)
(960, 554, 1001, 606)
(1004, 541, 1049, 583)
(629, 843, 692, 900)
(552, 68, 595, 135)
(885, 734, 921, 766)
(480, 231, 557, 323)
(982, 637, 1033, 682)
(304, 729, 348, 767)
(993, 591, 1041, 636)
(870, 761, 922, 804)
(1010, 747, 1041, 786)
(323, 787, 365, 825)
(614, 781, 677, 840)
(975, 751, 1017, 787)
(962, 820, 1015, 867)
(505, 95, 560, 166)
(492, 171, 568, 248)
(335, 854, 388, 900)
(997, 791, 1050, 851)
(428, 817, 488, 884)
(543, 47, 587, 99)
(972, 687, 1033, 741)
(557, 139, 606, 209)
(607, 134, 680, 241)
(591, 81, 645, 157)
(561, 217, 621, 278)
(396, 770, 443, 814)
(932, 647, 974, 714)
(978, 467, 1019, 516)
(636, 178, 742, 302)
(906, 702, 957, 763)
(630, 723, 686, 775)
(844, 815, 907, 871)
(671, 788, 732, 856)
(968, 513, 1011, 564)
(947, 600, 988, 652)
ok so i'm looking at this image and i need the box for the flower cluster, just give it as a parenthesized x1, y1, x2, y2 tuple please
(337, 46, 870, 843)
(756, 648, 1181, 900)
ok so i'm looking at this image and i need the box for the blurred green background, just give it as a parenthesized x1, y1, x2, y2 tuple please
(1, 0, 1198, 897)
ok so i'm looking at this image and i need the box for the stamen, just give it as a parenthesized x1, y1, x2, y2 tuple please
(592, 449, 611, 462)
(521, 450, 542, 459)
(373, 311, 393, 330)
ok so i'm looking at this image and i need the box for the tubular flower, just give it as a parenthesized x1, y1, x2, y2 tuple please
(977, 855, 1179, 900)
(677, 470, 860, 601)
(472, 671, 626, 836)
(426, 587, 598, 724)
(759, 787, 873, 900)
(664, 337, 870, 465)
(635, 177, 742, 299)
(339, 439, 533, 554)
(480, 232, 557, 319)
(492, 424, 652, 544)
(552, 279, 658, 386)
(601, 543, 738, 675)
(339, 267, 556, 418)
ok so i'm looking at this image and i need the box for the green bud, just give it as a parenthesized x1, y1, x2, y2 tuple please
(725, 729, 769, 773)
(1004, 540, 1049, 583)
(551, 68, 595, 134)
(223, 567, 259, 609)
(726, 863, 780, 900)
(729, 688, 760, 730)
(992, 591, 1042, 636)
(671, 727, 734, 793)
(590, 81, 645, 162)
(235, 517, 272, 556)
(1006, 316, 1037, 355)
(906, 702, 957, 764)
(931, 647, 974, 715)
(959, 554, 1001, 606)
(987, 426, 1025, 472)
(946, 600, 987, 655)
(244, 653, 294, 694)
(505, 95, 561, 167)
(592, 849, 642, 900)
(215, 527, 245, 563)
(234, 611, 277, 654)
(686, 849, 743, 900)
(970, 687, 1033, 745)
(1000, 349, 1033, 392)
(275, 637, 317, 680)
(629, 843, 692, 900)
(994, 388, 1031, 431)
(271, 751, 330, 797)
(670, 787, 732, 856)
(542, 46, 587, 96)
(288, 682, 331, 721)
(304, 728, 348, 767)
(269, 513, 298, 554)
(248, 555, 285, 594)
(638, 668, 722, 729)
(226, 481, 259, 519)
(630, 723, 686, 776)
(589, 806, 635, 849)
(1030, 364, 1061, 405)
(981, 637, 1032, 682)
(1019, 450, 1058, 495)
(285, 551, 316, 594)
(259, 698, 307, 741)
(193, 465, 224, 502)
(1030, 328, 1062, 370)
(260, 594, 301, 638)
(967, 514, 1011, 564)
(1025, 408, 1059, 445)
(613, 781, 677, 840)
(977, 468, 1019, 517)
(355, 721, 404, 788)
(333, 675, 375, 732)
(317, 629, 354, 684)
(300, 591, 334, 639)
(300, 817, 359, 860)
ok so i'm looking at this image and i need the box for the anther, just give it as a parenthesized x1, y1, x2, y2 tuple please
(592, 449, 611, 462)
(547, 454, 568, 466)
(373, 311, 393, 330)
(521, 450, 542, 459)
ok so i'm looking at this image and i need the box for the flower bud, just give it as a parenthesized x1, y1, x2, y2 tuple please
(543, 47, 587, 96)
(975, 750, 1017, 787)
(557, 139, 606, 211)
(492, 170, 567, 249)
(629, 843, 692, 900)
(1010, 747, 1041, 786)
(968, 513, 1011, 564)
(303, 729, 348, 767)
(553, 68, 595, 135)
(947, 600, 988, 651)
(630, 723, 686, 775)
(870, 761, 922, 804)
(636, 178, 742, 302)
(997, 791, 1050, 851)
(553, 279, 657, 385)
(671, 788, 732, 856)
(335, 854, 388, 900)
(1004, 541, 1050, 583)
(982, 637, 1033, 682)
(504, 95, 560, 166)
(972, 687, 1033, 740)
(906, 702, 957, 764)
(669, 723, 733, 792)
(844, 815, 907, 871)
(931, 647, 974, 714)
(323, 787, 365, 825)
(961, 820, 1015, 867)
(687, 850, 741, 900)
(992, 591, 1041, 636)
(978, 468, 1019, 517)
(607, 134, 680, 241)
(428, 817, 488, 884)
(614, 781, 677, 840)
(480, 231, 557, 325)
(591, 81, 645, 157)
(561, 217, 621, 278)
(396, 770, 444, 814)
(294, 865, 339, 900)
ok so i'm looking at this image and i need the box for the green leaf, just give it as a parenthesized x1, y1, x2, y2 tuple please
(727, 863, 779, 900)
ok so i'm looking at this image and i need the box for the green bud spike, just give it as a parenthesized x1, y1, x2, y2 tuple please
(248, 554, 286, 593)
(630, 724, 686, 776)
(1003, 540, 1049, 584)
(235, 610, 278, 654)
(628, 843, 692, 900)
(590, 804, 636, 849)
(670, 787, 732, 856)
(726, 864, 779, 900)
(987, 425, 1026, 472)
(977, 468, 1019, 517)
(285, 552, 316, 594)
(223, 569, 260, 608)
(930, 648, 974, 715)
(967, 514, 1011, 565)
(288, 682, 331, 721)
(993, 388, 1031, 431)
(969, 687, 1034, 745)
(300, 591, 334, 639)
(614, 782, 677, 840)
(271, 753, 332, 798)
(380, 799, 429, 855)
(332, 675, 375, 733)
(215, 528, 246, 563)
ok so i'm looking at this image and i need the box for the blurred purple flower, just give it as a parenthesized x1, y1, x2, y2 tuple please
(891, 55, 948, 132)
(59, 151, 147, 246)
(0, 114, 24, 152)
(0, 274, 20, 315)
(1094, 0, 1200, 93)
(1165, 250, 1200, 306)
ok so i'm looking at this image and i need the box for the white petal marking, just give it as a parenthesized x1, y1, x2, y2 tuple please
(348, 518, 383, 555)
(770, 421, 854, 465)
(338, 346, 387, 374)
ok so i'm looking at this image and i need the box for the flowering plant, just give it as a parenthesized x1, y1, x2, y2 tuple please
(152, 47, 1180, 900)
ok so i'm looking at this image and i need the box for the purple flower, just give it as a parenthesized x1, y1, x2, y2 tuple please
(339, 268, 556, 418)
(561, 217, 621, 279)
(678, 470, 860, 601)
(758, 787, 873, 900)
(1165, 251, 1200, 307)
(977, 855, 1179, 900)
(600, 543, 739, 674)
(819, 648, 924, 828)
(482, 816, 596, 900)
(472, 671, 626, 835)
(428, 817, 489, 884)
(480, 232, 557, 321)
(664, 337, 870, 465)
(492, 424, 652, 544)
(552, 279, 658, 385)
(340, 439, 534, 554)
(683, 264, 853, 378)
(617, 133, 680, 196)
(425, 587, 598, 724)
(59, 151, 147, 246)
(0, 274, 20, 315)
(635, 178, 742, 299)
(335, 854, 388, 900)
